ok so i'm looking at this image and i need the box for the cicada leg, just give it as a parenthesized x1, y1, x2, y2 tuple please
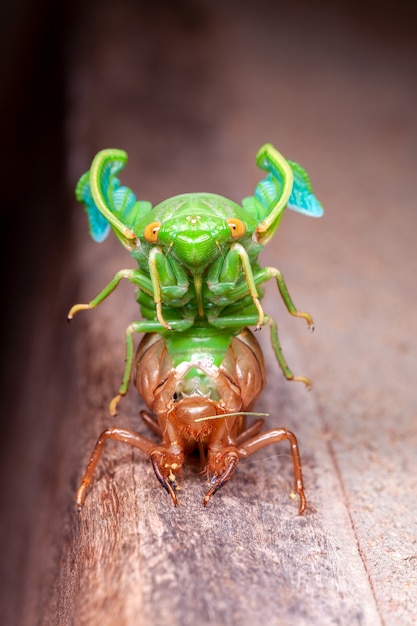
(67, 268, 154, 320)
(235, 418, 265, 445)
(110, 317, 195, 416)
(140, 409, 162, 437)
(257, 266, 314, 329)
(204, 446, 240, 506)
(207, 246, 314, 335)
(237, 427, 306, 514)
(207, 243, 265, 329)
(228, 243, 265, 328)
(219, 265, 314, 330)
(149, 446, 185, 507)
(75, 427, 156, 508)
(264, 315, 311, 388)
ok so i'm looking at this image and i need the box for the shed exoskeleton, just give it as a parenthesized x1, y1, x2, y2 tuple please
(76, 327, 306, 512)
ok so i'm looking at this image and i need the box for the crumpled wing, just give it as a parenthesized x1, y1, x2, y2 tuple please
(242, 143, 323, 245)
(75, 149, 152, 250)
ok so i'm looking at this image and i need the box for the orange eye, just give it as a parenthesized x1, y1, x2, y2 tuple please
(227, 218, 246, 239)
(143, 221, 161, 243)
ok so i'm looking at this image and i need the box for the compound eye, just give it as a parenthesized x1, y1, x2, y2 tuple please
(143, 221, 161, 243)
(227, 218, 246, 239)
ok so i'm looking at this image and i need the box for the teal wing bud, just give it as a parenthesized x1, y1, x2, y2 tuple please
(287, 161, 323, 218)
(75, 171, 111, 242)
(96, 155, 142, 226)
(242, 173, 283, 222)
(76, 149, 153, 250)
(243, 144, 323, 244)
(242, 143, 293, 244)
(110, 179, 153, 235)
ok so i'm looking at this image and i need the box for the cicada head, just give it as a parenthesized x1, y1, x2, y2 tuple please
(137, 193, 258, 273)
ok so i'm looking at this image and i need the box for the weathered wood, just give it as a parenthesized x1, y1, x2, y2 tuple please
(1, 1, 416, 624)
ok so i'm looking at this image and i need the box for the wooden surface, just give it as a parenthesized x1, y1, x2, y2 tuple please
(1, 1, 416, 624)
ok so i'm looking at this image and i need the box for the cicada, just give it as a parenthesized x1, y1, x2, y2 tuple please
(69, 144, 323, 414)
(76, 326, 306, 512)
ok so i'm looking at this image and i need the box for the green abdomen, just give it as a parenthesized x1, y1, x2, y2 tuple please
(164, 325, 233, 369)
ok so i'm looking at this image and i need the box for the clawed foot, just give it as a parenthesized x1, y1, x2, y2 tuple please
(109, 393, 124, 416)
(150, 447, 184, 506)
(67, 303, 93, 320)
(297, 311, 314, 331)
(292, 375, 312, 389)
(203, 447, 239, 506)
(295, 479, 307, 515)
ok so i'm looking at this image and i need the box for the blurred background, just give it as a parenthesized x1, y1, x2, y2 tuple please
(1, 0, 416, 622)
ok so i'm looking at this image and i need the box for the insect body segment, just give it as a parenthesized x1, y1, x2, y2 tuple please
(76, 329, 306, 512)
(70, 144, 322, 414)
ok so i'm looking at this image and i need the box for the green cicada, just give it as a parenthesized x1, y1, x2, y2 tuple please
(69, 144, 323, 414)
